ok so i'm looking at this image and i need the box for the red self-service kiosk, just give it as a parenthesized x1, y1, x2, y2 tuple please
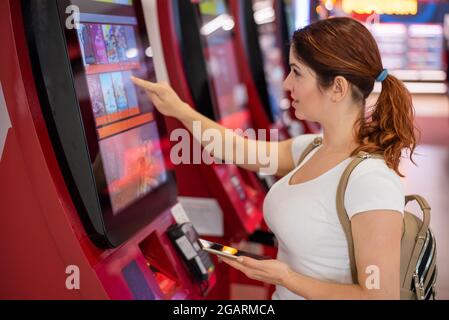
(0, 0, 215, 299)
(157, 0, 268, 243)
(156, 0, 282, 299)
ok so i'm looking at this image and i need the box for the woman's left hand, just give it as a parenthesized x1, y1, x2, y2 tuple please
(221, 256, 294, 286)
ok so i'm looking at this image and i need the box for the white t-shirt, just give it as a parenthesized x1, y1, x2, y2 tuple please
(264, 134, 405, 300)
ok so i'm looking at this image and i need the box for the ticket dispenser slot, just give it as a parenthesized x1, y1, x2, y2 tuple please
(138, 232, 182, 299)
(138, 224, 216, 298)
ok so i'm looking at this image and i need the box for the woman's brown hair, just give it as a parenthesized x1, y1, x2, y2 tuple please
(292, 17, 418, 176)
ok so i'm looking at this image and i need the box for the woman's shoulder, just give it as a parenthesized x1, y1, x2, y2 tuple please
(349, 157, 401, 183)
(344, 157, 405, 218)
(291, 133, 323, 165)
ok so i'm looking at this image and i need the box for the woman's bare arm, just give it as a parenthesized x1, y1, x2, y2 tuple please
(282, 210, 403, 299)
(132, 77, 297, 176)
(223, 210, 402, 300)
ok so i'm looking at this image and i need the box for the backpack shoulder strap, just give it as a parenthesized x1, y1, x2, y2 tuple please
(297, 136, 323, 166)
(336, 151, 384, 284)
(405, 195, 431, 237)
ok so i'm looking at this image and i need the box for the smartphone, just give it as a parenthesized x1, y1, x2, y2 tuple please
(199, 239, 270, 261)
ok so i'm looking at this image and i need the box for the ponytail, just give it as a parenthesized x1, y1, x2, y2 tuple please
(353, 74, 418, 177)
(292, 17, 418, 177)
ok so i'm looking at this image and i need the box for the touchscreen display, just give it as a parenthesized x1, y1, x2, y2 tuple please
(75, 0, 167, 214)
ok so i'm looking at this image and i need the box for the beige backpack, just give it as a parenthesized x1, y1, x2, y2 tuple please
(299, 137, 437, 300)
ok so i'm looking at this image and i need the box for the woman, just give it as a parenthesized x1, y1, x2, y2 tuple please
(132, 17, 417, 300)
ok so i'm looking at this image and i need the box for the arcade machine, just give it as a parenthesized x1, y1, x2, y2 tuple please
(156, 0, 281, 300)
(0, 0, 215, 299)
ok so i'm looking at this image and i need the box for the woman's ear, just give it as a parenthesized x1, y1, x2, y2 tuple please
(331, 76, 349, 103)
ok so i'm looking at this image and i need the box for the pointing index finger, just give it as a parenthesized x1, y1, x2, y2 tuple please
(131, 76, 158, 92)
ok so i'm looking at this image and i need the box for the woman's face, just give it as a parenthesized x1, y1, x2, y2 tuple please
(283, 48, 328, 123)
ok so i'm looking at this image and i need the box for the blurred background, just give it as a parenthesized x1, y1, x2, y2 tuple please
(308, 0, 449, 299)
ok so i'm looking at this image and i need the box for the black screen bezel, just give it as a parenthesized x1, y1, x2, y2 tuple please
(23, 0, 178, 248)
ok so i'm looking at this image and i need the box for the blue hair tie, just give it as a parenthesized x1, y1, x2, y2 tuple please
(376, 69, 389, 82)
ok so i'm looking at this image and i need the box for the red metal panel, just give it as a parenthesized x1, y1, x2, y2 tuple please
(0, 0, 107, 299)
(157, 0, 265, 240)
(0, 0, 214, 300)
